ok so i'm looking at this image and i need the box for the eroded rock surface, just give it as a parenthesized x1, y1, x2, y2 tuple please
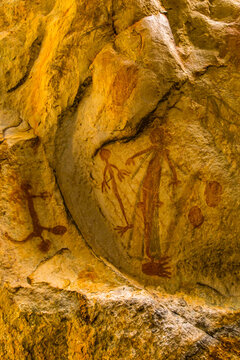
(0, 0, 240, 358)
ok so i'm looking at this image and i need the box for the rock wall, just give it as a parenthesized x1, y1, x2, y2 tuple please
(0, 0, 240, 358)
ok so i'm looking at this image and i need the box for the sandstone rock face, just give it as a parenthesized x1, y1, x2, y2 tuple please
(0, 0, 240, 358)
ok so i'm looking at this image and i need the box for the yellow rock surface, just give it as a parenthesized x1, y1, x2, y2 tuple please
(0, 0, 240, 358)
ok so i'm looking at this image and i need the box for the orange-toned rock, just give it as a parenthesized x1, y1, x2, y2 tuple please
(0, 0, 240, 358)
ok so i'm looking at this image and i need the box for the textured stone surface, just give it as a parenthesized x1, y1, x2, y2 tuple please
(0, 0, 240, 358)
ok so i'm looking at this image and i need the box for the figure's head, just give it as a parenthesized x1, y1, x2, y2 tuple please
(21, 183, 32, 192)
(208, 181, 222, 195)
(100, 148, 111, 161)
(149, 127, 172, 145)
(149, 128, 165, 144)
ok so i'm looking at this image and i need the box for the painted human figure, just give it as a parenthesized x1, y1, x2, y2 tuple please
(5, 183, 67, 252)
(126, 127, 180, 278)
(100, 148, 133, 236)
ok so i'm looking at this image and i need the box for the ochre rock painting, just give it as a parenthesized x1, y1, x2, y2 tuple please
(5, 183, 67, 252)
(188, 206, 204, 228)
(1, 0, 240, 357)
(205, 181, 223, 208)
(125, 127, 181, 278)
(111, 65, 138, 107)
(100, 148, 133, 236)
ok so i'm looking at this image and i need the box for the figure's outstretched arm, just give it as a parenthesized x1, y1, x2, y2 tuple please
(126, 146, 154, 166)
(165, 150, 181, 186)
(21, 184, 50, 200)
(32, 192, 51, 199)
(42, 225, 67, 235)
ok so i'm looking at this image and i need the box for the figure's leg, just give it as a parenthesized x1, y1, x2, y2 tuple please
(142, 162, 163, 259)
(5, 231, 34, 244)
(153, 198, 164, 208)
(112, 179, 132, 235)
(144, 222, 153, 260)
(136, 201, 144, 215)
(136, 190, 161, 218)
(141, 187, 155, 260)
(113, 186, 129, 225)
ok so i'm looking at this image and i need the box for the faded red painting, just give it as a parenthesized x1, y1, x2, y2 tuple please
(111, 65, 138, 106)
(188, 206, 204, 228)
(126, 127, 181, 278)
(205, 181, 222, 207)
(5, 183, 67, 252)
(100, 148, 133, 236)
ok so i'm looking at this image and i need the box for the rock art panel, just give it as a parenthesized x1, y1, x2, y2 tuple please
(0, 0, 240, 357)
(0, 0, 240, 311)
(56, 72, 240, 301)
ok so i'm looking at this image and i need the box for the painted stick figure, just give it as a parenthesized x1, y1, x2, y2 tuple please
(100, 148, 133, 236)
(126, 127, 180, 278)
(5, 183, 67, 252)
